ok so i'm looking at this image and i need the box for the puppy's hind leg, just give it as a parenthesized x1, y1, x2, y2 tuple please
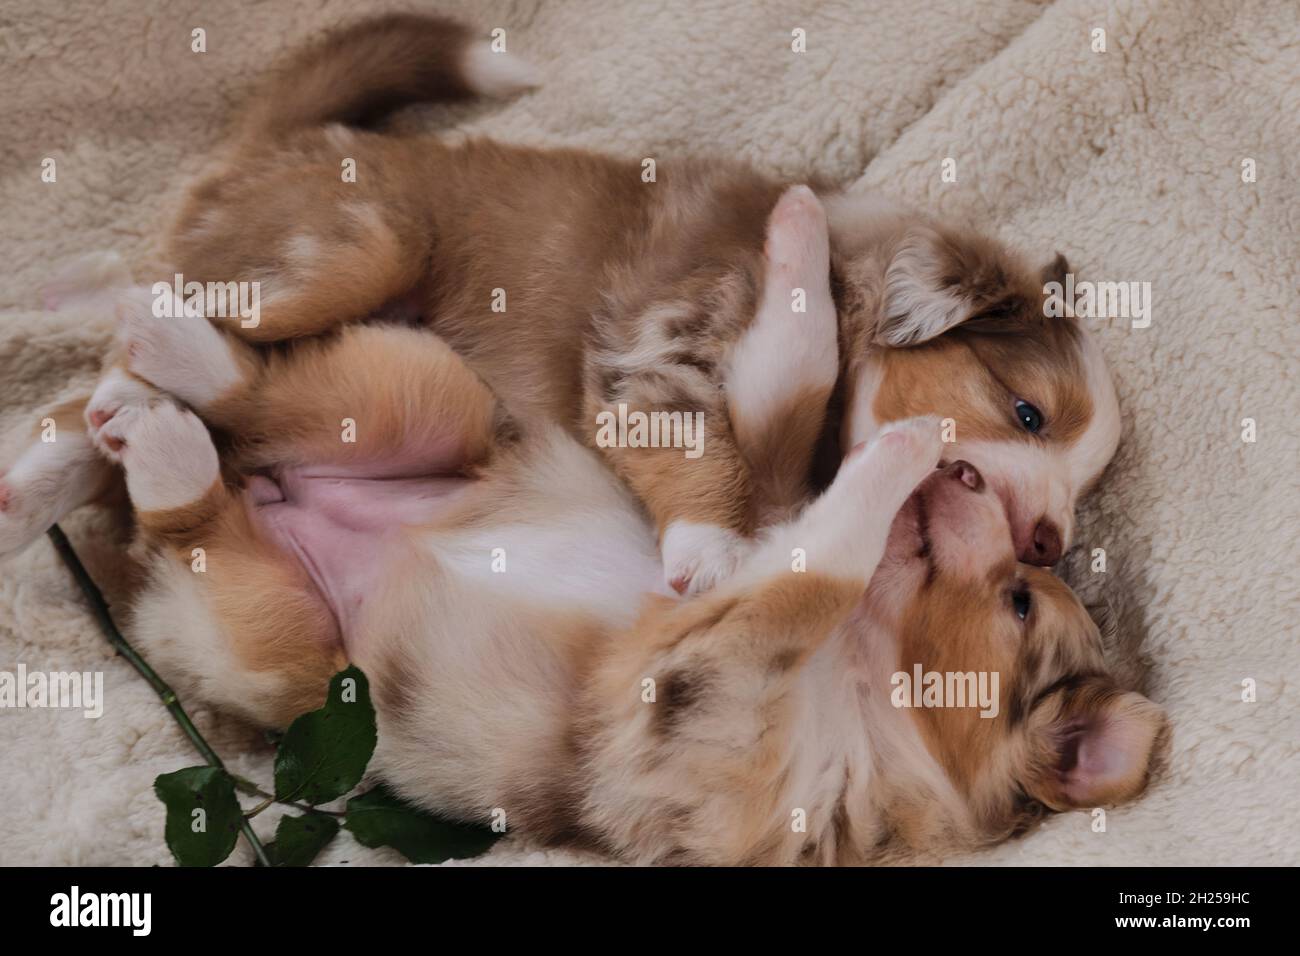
(168, 134, 431, 344)
(111, 286, 261, 430)
(0, 394, 120, 561)
(106, 400, 346, 727)
(0, 256, 150, 559)
(219, 323, 506, 476)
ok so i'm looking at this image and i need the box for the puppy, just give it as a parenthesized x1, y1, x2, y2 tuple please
(75, 244, 1164, 865)
(141, 13, 1119, 594)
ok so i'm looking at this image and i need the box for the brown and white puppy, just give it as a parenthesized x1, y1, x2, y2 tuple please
(130, 13, 1118, 594)
(0, 179, 1160, 863)
(827, 196, 1119, 566)
(65, 258, 1163, 865)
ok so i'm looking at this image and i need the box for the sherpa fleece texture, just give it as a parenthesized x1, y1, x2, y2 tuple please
(0, 0, 1296, 866)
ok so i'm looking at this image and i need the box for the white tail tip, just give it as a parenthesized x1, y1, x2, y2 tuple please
(462, 43, 541, 97)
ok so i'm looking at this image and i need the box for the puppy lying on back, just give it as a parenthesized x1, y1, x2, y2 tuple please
(42, 225, 1163, 865)
(137, 13, 1118, 594)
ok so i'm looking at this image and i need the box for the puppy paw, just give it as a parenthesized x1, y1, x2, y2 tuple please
(104, 402, 219, 513)
(0, 471, 45, 561)
(845, 415, 945, 509)
(0, 474, 56, 560)
(765, 185, 830, 284)
(789, 416, 944, 579)
(0, 432, 110, 561)
(117, 289, 245, 411)
(85, 367, 160, 463)
(872, 414, 945, 464)
(661, 521, 752, 596)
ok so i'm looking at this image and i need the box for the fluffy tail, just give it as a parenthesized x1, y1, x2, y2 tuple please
(234, 13, 538, 141)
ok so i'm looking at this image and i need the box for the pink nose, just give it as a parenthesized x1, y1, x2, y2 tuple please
(1024, 519, 1062, 566)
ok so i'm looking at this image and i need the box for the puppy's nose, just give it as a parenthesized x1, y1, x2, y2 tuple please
(1028, 518, 1062, 566)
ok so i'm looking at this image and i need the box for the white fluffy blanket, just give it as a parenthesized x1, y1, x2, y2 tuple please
(1, 0, 1296, 865)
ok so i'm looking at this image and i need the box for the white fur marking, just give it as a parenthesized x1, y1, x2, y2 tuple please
(119, 290, 245, 410)
(728, 185, 837, 428)
(737, 417, 942, 585)
(284, 233, 323, 267)
(110, 404, 219, 513)
(661, 520, 751, 596)
(461, 43, 540, 97)
(1067, 329, 1122, 490)
(0, 430, 106, 559)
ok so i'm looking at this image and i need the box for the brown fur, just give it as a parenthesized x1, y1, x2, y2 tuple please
(0, 15, 1156, 866)
(868, 320, 1091, 446)
(204, 324, 501, 475)
(93, 317, 1163, 865)
(737, 384, 839, 524)
(156, 13, 1080, 565)
(119, 324, 509, 728)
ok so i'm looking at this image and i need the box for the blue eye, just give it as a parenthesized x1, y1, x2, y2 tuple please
(1015, 400, 1043, 433)
(1012, 588, 1032, 621)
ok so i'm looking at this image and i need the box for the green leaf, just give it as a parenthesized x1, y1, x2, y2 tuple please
(274, 665, 377, 805)
(153, 766, 243, 867)
(268, 812, 340, 867)
(344, 785, 503, 864)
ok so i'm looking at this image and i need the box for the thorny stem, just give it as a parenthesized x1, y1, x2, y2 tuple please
(47, 524, 275, 867)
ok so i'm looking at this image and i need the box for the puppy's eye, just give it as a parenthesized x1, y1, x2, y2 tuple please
(1011, 588, 1032, 622)
(1014, 400, 1043, 433)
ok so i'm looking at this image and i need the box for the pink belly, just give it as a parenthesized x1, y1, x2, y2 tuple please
(246, 465, 473, 649)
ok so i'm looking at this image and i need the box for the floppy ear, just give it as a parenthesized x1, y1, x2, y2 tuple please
(1039, 252, 1079, 318)
(1040, 252, 1070, 290)
(1025, 685, 1168, 810)
(874, 227, 976, 347)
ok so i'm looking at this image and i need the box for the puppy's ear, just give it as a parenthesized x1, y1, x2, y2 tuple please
(1040, 252, 1070, 290)
(874, 227, 1027, 347)
(1023, 682, 1168, 810)
(875, 227, 973, 347)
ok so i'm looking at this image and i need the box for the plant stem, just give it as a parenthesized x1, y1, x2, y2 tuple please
(242, 785, 348, 818)
(245, 796, 276, 818)
(47, 524, 274, 868)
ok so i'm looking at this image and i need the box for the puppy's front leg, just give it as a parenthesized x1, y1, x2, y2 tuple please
(727, 185, 838, 524)
(595, 407, 753, 596)
(664, 184, 838, 592)
(734, 415, 944, 588)
(604, 185, 839, 597)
